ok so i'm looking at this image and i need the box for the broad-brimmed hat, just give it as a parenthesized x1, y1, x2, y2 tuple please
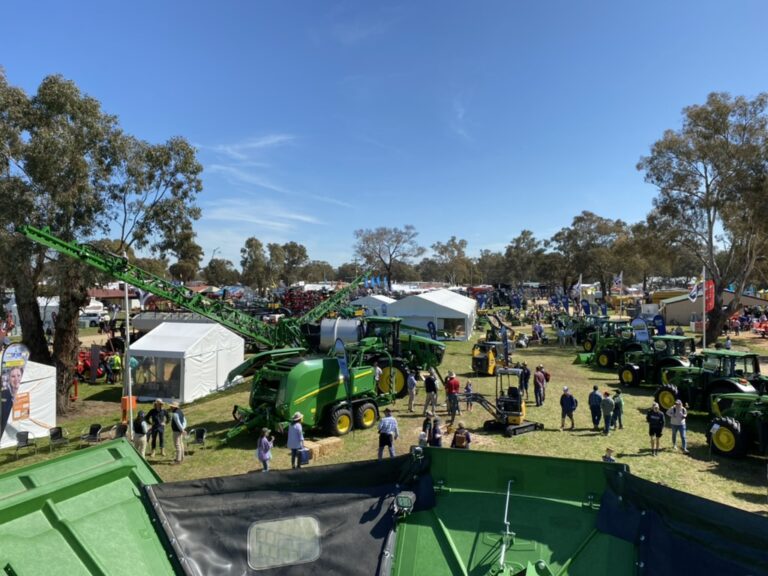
(292, 411, 304, 422)
(447, 371, 455, 377)
(261, 427, 271, 435)
(675, 399, 682, 405)
(563, 386, 569, 391)
(169, 401, 179, 409)
(154, 398, 163, 405)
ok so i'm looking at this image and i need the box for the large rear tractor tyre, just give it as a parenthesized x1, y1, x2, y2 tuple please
(354, 402, 378, 430)
(597, 350, 615, 369)
(378, 361, 409, 398)
(708, 416, 746, 457)
(329, 407, 353, 436)
(619, 364, 640, 387)
(583, 338, 595, 353)
(654, 384, 679, 411)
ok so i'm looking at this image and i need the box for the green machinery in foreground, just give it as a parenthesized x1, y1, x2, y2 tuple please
(708, 391, 768, 457)
(656, 349, 764, 411)
(2, 440, 767, 575)
(17, 225, 446, 439)
(617, 334, 696, 387)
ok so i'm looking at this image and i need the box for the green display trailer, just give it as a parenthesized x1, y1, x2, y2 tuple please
(0, 439, 177, 575)
(2, 441, 767, 576)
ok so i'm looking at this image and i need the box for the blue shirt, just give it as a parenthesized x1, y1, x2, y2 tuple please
(407, 374, 417, 391)
(378, 415, 399, 438)
(287, 421, 304, 449)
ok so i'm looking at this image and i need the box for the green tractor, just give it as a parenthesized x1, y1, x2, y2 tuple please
(656, 349, 763, 412)
(618, 335, 696, 387)
(588, 319, 639, 369)
(707, 392, 768, 457)
(575, 315, 609, 351)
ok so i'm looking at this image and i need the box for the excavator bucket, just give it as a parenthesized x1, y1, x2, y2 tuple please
(575, 353, 594, 364)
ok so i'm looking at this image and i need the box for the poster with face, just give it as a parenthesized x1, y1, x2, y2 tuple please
(1, 343, 30, 438)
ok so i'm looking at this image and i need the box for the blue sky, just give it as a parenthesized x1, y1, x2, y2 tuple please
(2, 1, 767, 268)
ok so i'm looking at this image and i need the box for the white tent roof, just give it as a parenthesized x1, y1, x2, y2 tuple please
(130, 322, 236, 358)
(351, 295, 396, 307)
(388, 289, 476, 318)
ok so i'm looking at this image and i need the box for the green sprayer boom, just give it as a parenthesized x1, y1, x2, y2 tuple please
(17, 225, 368, 348)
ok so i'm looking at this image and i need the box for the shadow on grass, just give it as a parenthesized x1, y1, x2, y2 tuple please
(84, 386, 124, 403)
(732, 492, 768, 513)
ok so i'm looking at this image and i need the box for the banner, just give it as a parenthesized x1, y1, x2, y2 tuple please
(631, 318, 650, 343)
(1, 344, 30, 440)
(653, 314, 666, 336)
(705, 280, 715, 313)
(581, 299, 591, 315)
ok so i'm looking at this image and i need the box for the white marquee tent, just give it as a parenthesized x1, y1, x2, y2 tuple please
(387, 289, 477, 341)
(0, 361, 56, 450)
(129, 322, 244, 404)
(351, 295, 396, 316)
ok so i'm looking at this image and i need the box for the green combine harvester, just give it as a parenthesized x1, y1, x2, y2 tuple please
(1, 440, 766, 575)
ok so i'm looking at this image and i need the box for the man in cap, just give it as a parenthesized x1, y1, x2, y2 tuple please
(587, 385, 602, 431)
(423, 370, 438, 415)
(602, 447, 616, 463)
(559, 386, 577, 430)
(287, 412, 305, 469)
(666, 399, 689, 453)
(600, 391, 615, 436)
(444, 371, 461, 425)
(169, 402, 187, 464)
(377, 407, 399, 459)
(646, 403, 665, 456)
(146, 399, 168, 457)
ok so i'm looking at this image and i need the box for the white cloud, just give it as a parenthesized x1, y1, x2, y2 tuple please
(197, 134, 296, 161)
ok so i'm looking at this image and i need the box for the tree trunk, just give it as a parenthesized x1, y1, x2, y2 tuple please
(52, 261, 90, 415)
(11, 266, 51, 365)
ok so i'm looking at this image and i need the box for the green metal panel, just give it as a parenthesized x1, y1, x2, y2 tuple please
(0, 439, 176, 576)
(285, 358, 377, 427)
(394, 449, 635, 576)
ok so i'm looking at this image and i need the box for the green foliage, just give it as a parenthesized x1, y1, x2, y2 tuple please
(202, 258, 240, 286)
(353, 225, 425, 289)
(638, 92, 768, 341)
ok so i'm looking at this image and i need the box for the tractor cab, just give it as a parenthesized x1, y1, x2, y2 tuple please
(364, 317, 401, 356)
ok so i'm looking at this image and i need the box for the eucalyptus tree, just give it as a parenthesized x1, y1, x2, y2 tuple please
(638, 92, 768, 342)
(353, 225, 425, 291)
(0, 73, 202, 411)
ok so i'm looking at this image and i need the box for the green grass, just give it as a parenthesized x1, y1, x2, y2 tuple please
(2, 327, 766, 514)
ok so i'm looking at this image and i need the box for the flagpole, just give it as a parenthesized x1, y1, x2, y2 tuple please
(702, 265, 707, 349)
(578, 273, 582, 316)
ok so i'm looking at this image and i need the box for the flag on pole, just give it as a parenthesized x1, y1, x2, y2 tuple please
(688, 279, 702, 302)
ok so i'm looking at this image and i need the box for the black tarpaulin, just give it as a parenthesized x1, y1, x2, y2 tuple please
(146, 455, 431, 576)
(598, 470, 768, 576)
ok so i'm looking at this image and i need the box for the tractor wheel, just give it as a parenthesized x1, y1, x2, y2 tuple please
(583, 338, 595, 353)
(597, 351, 615, 369)
(378, 360, 408, 398)
(354, 402, 378, 430)
(619, 364, 640, 387)
(708, 416, 746, 457)
(654, 384, 678, 411)
(329, 407, 353, 436)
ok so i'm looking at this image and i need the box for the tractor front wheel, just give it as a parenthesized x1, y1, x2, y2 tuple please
(619, 364, 640, 387)
(597, 351, 615, 369)
(354, 402, 378, 430)
(329, 407, 353, 436)
(654, 384, 678, 411)
(583, 338, 594, 353)
(708, 417, 746, 457)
